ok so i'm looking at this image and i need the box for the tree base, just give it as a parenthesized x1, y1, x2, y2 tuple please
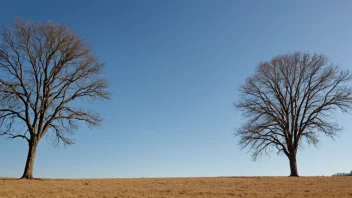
(20, 175, 34, 180)
(289, 175, 299, 177)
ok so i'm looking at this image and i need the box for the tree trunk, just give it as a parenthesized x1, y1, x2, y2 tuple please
(21, 139, 38, 179)
(289, 155, 299, 177)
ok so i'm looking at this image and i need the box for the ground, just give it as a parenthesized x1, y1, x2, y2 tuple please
(1, 177, 352, 198)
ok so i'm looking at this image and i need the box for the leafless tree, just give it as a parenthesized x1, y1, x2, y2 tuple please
(235, 52, 352, 176)
(0, 19, 110, 179)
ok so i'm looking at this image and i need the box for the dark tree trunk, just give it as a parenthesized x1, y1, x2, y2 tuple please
(289, 155, 299, 177)
(21, 139, 38, 179)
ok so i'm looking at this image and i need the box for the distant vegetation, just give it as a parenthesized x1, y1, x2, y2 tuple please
(332, 171, 352, 176)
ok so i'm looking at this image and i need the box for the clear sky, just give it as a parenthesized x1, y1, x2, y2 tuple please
(0, 0, 352, 178)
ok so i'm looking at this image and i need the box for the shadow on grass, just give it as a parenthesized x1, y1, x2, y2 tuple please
(0, 177, 44, 181)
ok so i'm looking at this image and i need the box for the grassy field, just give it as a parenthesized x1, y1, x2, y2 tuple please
(1, 177, 352, 198)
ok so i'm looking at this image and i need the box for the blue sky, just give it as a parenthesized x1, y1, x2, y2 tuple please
(1, 0, 352, 178)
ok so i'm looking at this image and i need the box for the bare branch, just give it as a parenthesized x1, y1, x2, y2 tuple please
(235, 52, 352, 163)
(0, 18, 110, 146)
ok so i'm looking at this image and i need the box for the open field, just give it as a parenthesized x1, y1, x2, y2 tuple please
(1, 177, 352, 198)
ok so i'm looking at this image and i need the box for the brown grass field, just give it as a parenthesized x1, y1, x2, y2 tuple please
(1, 177, 352, 198)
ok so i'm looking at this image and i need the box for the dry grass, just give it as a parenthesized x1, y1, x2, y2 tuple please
(1, 177, 352, 198)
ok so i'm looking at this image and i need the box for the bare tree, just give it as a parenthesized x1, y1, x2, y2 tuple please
(0, 19, 110, 179)
(235, 52, 352, 177)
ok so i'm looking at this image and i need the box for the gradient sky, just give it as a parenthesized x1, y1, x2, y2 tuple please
(0, 0, 352, 178)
